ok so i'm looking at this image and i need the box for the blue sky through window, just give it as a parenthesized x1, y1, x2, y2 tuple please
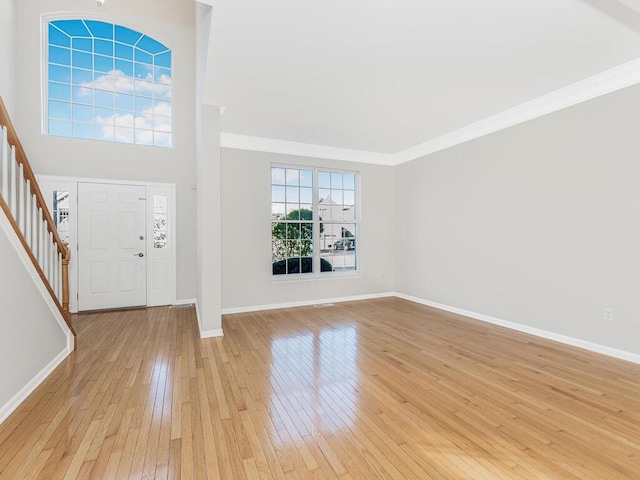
(47, 19, 172, 148)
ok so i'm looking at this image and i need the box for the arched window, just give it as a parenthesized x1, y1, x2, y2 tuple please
(46, 20, 172, 148)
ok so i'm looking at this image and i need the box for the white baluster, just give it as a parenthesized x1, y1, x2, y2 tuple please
(45, 226, 51, 280)
(46, 228, 52, 281)
(31, 194, 38, 256)
(52, 237, 56, 287)
(38, 208, 44, 266)
(25, 180, 32, 249)
(18, 163, 25, 234)
(9, 146, 17, 218)
(0, 126, 7, 200)
(43, 223, 48, 278)
(49, 233, 55, 285)
(52, 244, 57, 296)
(60, 252, 64, 301)
(57, 251, 62, 301)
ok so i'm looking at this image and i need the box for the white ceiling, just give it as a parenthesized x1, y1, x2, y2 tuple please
(210, 0, 640, 155)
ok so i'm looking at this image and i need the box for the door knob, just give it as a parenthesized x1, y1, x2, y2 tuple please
(134, 253, 144, 257)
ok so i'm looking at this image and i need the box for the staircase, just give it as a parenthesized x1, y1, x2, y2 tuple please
(0, 95, 76, 348)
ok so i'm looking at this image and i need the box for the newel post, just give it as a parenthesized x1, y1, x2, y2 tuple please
(62, 243, 75, 350)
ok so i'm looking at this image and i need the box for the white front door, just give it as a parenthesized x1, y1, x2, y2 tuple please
(78, 182, 147, 311)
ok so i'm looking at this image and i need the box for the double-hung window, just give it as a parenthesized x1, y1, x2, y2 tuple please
(271, 166, 358, 276)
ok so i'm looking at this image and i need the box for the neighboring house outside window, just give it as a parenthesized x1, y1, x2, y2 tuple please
(46, 19, 172, 148)
(271, 166, 358, 276)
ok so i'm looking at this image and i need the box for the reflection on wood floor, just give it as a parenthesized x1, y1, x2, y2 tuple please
(1, 297, 640, 479)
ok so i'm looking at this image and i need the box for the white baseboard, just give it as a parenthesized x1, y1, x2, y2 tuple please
(214, 289, 640, 365)
(221, 292, 395, 315)
(191, 300, 225, 339)
(394, 292, 640, 365)
(0, 346, 71, 425)
(174, 298, 197, 306)
(194, 300, 202, 333)
(200, 328, 224, 339)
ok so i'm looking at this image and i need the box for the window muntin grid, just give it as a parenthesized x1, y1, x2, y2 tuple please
(46, 20, 172, 148)
(52, 190, 70, 244)
(153, 195, 168, 249)
(271, 166, 358, 276)
(317, 170, 357, 273)
(271, 167, 315, 275)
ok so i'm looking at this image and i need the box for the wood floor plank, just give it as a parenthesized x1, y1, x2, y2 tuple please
(2, 299, 640, 479)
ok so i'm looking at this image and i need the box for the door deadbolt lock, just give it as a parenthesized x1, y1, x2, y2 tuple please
(139, 235, 145, 240)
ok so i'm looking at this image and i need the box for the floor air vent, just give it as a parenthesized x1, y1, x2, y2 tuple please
(314, 303, 335, 308)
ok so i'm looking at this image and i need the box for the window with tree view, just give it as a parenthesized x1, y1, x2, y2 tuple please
(272, 166, 358, 276)
(46, 19, 172, 147)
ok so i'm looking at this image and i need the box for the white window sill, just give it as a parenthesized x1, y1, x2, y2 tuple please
(272, 272, 362, 284)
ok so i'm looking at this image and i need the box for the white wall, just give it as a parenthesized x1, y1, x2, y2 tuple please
(0, 214, 68, 422)
(0, 0, 15, 115)
(221, 148, 395, 310)
(13, 0, 197, 301)
(394, 84, 640, 356)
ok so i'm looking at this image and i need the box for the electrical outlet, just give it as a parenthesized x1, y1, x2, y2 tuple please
(604, 308, 614, 322)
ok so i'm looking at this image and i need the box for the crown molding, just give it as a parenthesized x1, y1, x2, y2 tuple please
(220, 58, 640, 166)
(393, 57, 640, 165)
(220, 134, 395, 166)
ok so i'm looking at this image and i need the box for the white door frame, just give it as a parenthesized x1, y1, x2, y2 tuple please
(37, 175, 177, 312)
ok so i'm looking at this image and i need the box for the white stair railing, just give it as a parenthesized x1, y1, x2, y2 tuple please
(0, 97, 76, 349)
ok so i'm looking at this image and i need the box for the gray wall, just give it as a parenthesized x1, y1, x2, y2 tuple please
(0, 221, 68, 417)
(0, 0, 15, 115)
(13, 0, 198, 301)
(221, 148, 395, 310)
(394, 84, 640, 355)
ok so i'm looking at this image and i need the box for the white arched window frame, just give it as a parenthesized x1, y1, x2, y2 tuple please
(44, 17, 173, 148)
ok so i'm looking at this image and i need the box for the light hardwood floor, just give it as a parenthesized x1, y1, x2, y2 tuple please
(1, 298, 640, 479)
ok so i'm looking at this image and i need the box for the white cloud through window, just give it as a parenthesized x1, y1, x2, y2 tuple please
(47, 19, 173, 148)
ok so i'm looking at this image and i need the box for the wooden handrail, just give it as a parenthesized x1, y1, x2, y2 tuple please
(0, 96, 76, 348)
(0, 98, 66, 257)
